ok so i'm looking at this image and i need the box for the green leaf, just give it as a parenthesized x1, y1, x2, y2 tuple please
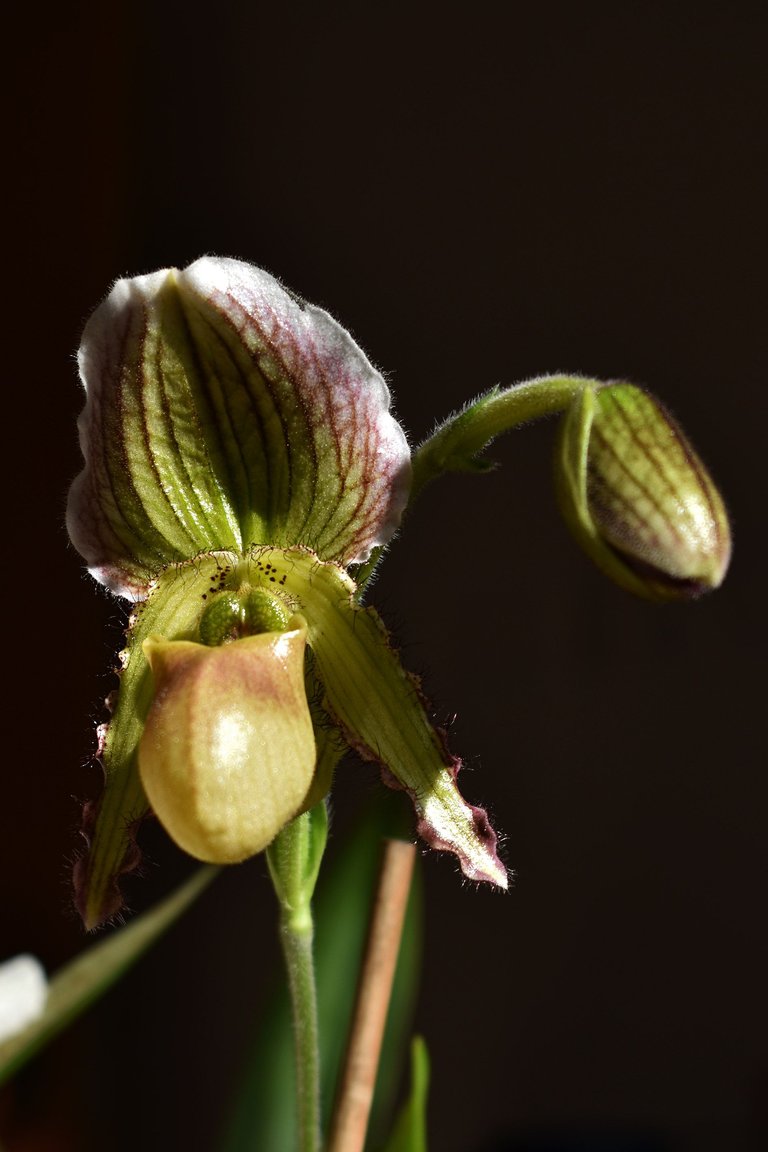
(0, 867, 217, 1086)
(380, 1036, 430, 1152)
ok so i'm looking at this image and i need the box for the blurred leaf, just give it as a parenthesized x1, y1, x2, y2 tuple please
(379, 1036, 430, 1152)
(221, 791, 422, 1150)
(0, 867, 217, 1085)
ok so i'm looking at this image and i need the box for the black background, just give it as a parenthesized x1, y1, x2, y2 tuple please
(3, 3, 766, 1150)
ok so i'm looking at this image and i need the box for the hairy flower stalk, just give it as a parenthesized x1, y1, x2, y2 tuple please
(68, 257, 507, 929)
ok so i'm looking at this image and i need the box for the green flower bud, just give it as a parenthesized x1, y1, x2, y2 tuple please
(266, 802, 329, 931)
(139, 620, 316, 864)
(557, 382, 731, 600)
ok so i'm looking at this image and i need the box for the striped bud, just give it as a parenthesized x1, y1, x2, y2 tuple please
(557, 382, 731, 600)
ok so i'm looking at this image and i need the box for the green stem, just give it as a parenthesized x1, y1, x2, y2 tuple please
(353, 375, 590, 592)
(410, 373, 591, 499)
(267, 805, 328, 1152)
(279, 907, 321, 1152)
(352, 375, 590, 593)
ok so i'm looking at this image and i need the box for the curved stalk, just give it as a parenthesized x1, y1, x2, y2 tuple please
(411, 373, 589, 499)
(354, 375, 589, 590)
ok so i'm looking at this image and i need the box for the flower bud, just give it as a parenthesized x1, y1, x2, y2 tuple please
(557, 382, 731, 600)
(139, 621, 316, 863)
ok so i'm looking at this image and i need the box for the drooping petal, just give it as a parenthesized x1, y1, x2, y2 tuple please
(140, 624, 315, 864)
(67, 257, 411, 598)
(73, 552, 241, 929)
(245, 548, 507, 889)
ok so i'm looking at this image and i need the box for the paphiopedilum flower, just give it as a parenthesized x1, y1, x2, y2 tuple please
(68, 257, 507, 928)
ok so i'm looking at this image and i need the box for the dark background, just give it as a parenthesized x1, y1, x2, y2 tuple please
(3, 3, 766, 1150)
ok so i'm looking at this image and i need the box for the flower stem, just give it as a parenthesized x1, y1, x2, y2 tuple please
(411, 373, 591, 499)
(353, 374, 592, 591)
(267, 805, 328, 1152)
(327, 839, 417, 1152)
(279, 907, 322, 1152)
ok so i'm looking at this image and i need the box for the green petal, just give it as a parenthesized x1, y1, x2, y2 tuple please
(74, 553, 239, 929)
(67, 258, 411, 598)
(244, 548, 507, 889)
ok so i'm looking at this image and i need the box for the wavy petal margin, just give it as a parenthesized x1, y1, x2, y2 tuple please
(67, 257, 411, 598)
(253, 548, 507, 889)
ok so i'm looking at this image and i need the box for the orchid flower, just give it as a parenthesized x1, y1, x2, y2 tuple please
(68, 258, 730, 932)
(62, 257, 732, 1152)
(67, 257, 507, 928)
